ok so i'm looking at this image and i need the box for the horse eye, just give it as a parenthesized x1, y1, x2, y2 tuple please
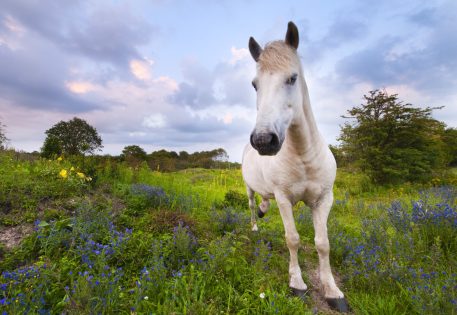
(252, 81, 257, 91)
(286, 74, 298, 85)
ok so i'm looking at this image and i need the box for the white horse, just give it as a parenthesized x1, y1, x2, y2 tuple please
(242, 22, 349, 312)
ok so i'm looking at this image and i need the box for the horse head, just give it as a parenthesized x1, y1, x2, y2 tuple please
(248, 22, 303, 156)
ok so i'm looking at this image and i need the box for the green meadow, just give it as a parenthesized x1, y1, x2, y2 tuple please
(0, 150, 456, 314)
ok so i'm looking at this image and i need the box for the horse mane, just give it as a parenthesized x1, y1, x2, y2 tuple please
(258, 41, 300, 72)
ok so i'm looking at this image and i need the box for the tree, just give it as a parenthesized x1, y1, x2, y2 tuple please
(339, 90, 447, 184)
(443, 128, 457, 166)
(0, 121, 8, 150)
(121, 145, 147, 167)
(41, 117, 103, 157)
(41, 135, 62, 158)
(121, 145, 147, 161)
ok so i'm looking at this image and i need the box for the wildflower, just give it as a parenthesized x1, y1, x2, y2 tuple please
(70, 166, 75, 171)
(77, 172, 85, 179)
(59, 169, 68, 178)
(144, 296, 149, 300)
(259, 292, 265, 299)
(57, 156, 63, 161)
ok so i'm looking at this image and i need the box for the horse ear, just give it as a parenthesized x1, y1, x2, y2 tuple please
(285, 21, 299, 50)
(249, 37, 262, 62)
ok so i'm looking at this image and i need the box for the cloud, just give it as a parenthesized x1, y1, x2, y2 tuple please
(229, 47, 249, 65)
(143, 114, 166, 128)
(65, 5, 154, 67)
(0, 1, 159, 113)
(0, 28, 100, 112)
(169, 47, 255, 109)
(335, 1, 457, 94)
(302, 18, 368, 62)
(65, 81, 98, 94)
(130, 59, 153, 81)
(1, 1, 155, 67)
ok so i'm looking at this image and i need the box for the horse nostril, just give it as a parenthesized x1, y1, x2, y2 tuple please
(268, 133, 279, 147)
(250, 132, 256, 148)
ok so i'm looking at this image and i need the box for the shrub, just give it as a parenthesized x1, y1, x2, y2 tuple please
(221, 190, 248, 210)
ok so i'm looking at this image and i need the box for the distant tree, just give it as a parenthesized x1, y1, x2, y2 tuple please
(121, 145, 147, 161)
(41, 135, 63, 158)
(179, 151, 189, 160)
(339, 90, 447, 184)
(42, 117, 102, 157)
(211, 148, 229, 162)
(443, 127, 457, 166)
(0, 121, 8, 150)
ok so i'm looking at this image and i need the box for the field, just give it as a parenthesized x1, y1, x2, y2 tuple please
(0, 151, 456, 314)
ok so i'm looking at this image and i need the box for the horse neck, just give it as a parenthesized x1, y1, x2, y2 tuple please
(284, 79, 323, 158)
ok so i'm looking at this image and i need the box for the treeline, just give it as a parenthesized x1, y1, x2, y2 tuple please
(120, 146, 238, 171)
(0, 117, 238, 171)
(1, 89, 456, 183)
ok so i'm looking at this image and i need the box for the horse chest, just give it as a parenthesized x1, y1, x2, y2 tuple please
(244, 155, 325, 203)
(275, 164, 324, 204)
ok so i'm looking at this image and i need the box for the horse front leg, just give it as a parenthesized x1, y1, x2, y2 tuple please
(275, 192, 308, 295)
(312, 192, 350, 312)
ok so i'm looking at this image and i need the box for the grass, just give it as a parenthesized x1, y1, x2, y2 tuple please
(0, 150, 456, 314)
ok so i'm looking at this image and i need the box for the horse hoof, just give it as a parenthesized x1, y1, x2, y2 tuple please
(290, 287, 309, 301)
(257, 208, 265, 218)
(325, 297, 350, 313)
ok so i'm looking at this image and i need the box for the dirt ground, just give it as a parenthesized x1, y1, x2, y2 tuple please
(0, 224, 34, 249)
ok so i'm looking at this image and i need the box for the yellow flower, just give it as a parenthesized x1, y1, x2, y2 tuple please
(70, 166, 75, 171)
(57, 156, 63, 161)
(59, 169, 68, 178)
(86, 176, 92, 182)
(77, 172, 85, 179)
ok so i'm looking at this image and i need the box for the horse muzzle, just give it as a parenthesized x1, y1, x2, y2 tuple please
(250, 131, 282, 156)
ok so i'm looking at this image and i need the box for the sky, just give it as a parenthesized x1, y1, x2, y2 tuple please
(0, 0, 456, 162)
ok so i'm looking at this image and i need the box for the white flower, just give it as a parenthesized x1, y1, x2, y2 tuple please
(144, 296, 149, 300)
(259, 292, 265, 299)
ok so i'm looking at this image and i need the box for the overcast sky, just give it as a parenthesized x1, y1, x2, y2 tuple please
(1, 0, 456, 161)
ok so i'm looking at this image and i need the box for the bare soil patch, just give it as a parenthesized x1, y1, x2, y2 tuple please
(0, 224, 33, 249)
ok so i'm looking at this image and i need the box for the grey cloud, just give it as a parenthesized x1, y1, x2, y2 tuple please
(1, 1, 155, 67)
(64, 6, 154, 66)
(0, 34, 100, 112)
(336, 2, 457, 93)
(409, 8, 439, 27)
(170, 82, 217, 109)
(335, 36, 399, 85)
(107, 111, 250, 147)
(169, 60, 216, 108)
(169, 58, 254, 109)
(322, 19, 367, 47)
(299, 18, 368, 62)
(215, 62, 255, 107)
(0, 1, 157, 112)
(0, 0, 81, 42)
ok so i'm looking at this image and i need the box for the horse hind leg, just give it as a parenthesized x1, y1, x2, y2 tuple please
(257, 198, 270, 218)
(246, 186, 259, 231)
